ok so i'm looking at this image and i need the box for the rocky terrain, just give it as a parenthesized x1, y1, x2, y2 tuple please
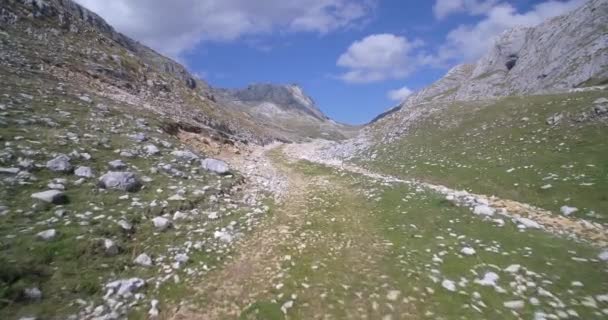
(1, 0, 607, 319)
(212, 83, 358, 142)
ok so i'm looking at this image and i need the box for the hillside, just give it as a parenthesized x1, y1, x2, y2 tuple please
(1, 0, 607, 319)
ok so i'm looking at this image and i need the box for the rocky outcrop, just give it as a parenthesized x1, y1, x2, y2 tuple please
(400, 0, 607, 108)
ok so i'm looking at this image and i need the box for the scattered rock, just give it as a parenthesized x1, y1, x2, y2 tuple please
(117, 219, 133, 231)
(172, 150, 199, 162)
(105, 278, 145, 297)
(442, 279, 457, 292)
(46, 154, 72, 172)
(201, 158, 230, 175)
(546, 113, 564, 126)
(144, 144, 160, 156)
(386, 290, 400, 301)
(108, 160, 127, 170)
(599, 250, 608, 262)
(23, 287, 42, 300)
(134, 253, 153, 267)
(103, 239, 119, 256)
(36, 229, 57, 241)
(152, 217, 171, 231)
(128, 133, 147, 142)
(74, 166, 95, 178)
(560, 205, 578, 216)
(149, 299, 160, 318)
(473, 205, 495, 216)
(503, 300, 525, 309)
(460, 247, 476, 256)
(31, 190, 68, 204)
(98, 172, 142, 192)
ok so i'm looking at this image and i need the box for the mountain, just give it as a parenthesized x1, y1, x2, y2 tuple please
(212, 84, 358, 141)
(398, 0, 607, 108)
(369, 0, 607, 132)
(0, 0, 352, 145)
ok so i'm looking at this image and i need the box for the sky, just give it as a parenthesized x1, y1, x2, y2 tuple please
(75, 0, 587, 124)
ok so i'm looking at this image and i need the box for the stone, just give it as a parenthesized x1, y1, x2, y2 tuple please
(175, 253, 189, 264)
(546, 113, 564, 126)
(117, 219, 133, 231)
(108, 159, 127, 170)
(441, 279, 456, 292)
(98, 172, 142, 192)
(503, 300, 525, 309)
(214, 230, 233, 243)
(144, 144, 160, 156)
(103, 239, 119, 256)
(386, 290, 400, 301)
(23, 287, 42, 300)
(172, 150, 199, 162)
(31, 190, 68, 204)
(0, 167, 20, 174)
(152, 217, 171, 231)
(134, 253, 153, 267)
(129, 133, 147, 142)
(105, 278, 145, 297)
(74, 166, 94, 178)
(516, 217, 542, 229)
(201, 158, 230, 175)
(473, 205, 495, 216)
(460, 247, 476, 256)
(599, 250, 608, 262)
(46, 154, 72, 172)
(149, 299, 160, 318)
(560, 206, 578, 216)
(36, 229, 57, 241)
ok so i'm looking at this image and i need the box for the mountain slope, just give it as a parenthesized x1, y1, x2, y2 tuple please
(213, 84, 358, 141)
(400, 0, 607, 109)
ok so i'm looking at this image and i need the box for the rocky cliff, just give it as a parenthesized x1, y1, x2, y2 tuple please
(399, 0, 607, 108)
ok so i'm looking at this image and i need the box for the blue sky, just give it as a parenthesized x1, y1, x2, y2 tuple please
(77, 0, 586, 124)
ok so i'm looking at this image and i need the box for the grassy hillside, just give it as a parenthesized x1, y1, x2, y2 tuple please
(361, 90, 608, 223)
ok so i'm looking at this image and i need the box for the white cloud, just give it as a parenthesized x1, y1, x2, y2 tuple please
(337, 34, 422, 83)
(387, 86, 413, 101)
(435, 0, 586, 63)
(433, 0, 499, 19)
(75, 0, 375, 59)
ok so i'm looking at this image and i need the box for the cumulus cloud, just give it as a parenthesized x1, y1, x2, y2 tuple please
(387, 86, 413, 101)
(433, 0, 499, 19)
(435, 0, 586, 63)
(75, 0, 375, 58)
(337, 34, 422, 83)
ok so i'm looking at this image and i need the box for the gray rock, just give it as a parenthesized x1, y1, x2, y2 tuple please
(23, 287, 42, 300)
(46, 154, 72, 172)
(152, 217, 171, 231)
(594, 104, 608, 115)
(103, 238, 119, 256)
(134, 253, 153, 267)
(31, 190, 68, 204)
(128, 133, 147, 142)
(36, 229, 57, 241)
(144, 144, 160, 156)
(546, 113, 564, 126)
(598, 249, 608, 261)
(98, 172, 142, 192)
(172, 150, 200, 162)
(74, 166, 95, 178)
(0, 167, 20, 174)
(108, 159, 127, 170)
(117, 219, 133, 231)
(201, 158, 230, 175)
(105, 278, 145, 297)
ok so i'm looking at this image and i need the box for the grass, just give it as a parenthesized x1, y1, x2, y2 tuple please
(0, 68, 263, 319)
(362, 90, 608, 222)
(241, 157, 608, 319)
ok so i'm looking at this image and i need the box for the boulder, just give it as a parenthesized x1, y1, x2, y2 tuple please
(31, 190, 68, 204)
(105, 278, 145, 297)
(172, 150, 200, 162)
(144, 144, 160, 156)
(46, 154, 72, 172)
(201, 158, 230, 175)
(36, 229, 57, 241)
(134, 253, 153, 267)
(152, 217, 171, 231)
(99, 172, 142, 192)
(108, 159, 127, 170)
(473, 205, 495, 216)
(74, 166, 95, 178)
(103, 238, 119, 256)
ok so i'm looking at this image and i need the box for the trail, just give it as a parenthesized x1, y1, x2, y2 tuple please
(168, 143, 608, 320)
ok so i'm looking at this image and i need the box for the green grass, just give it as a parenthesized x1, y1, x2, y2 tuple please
(363, 90, 608, 222)
(244, 158, 608, 319)
(0, 69, 262, 319)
